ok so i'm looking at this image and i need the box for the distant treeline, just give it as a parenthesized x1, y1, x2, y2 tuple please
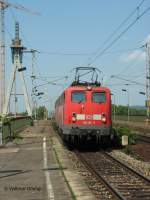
(33, 106, 48, 120)
(112, 105, 146, 116)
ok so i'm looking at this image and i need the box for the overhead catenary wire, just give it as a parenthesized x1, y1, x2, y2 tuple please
(110, 75, 145, 86)
(38, 50, 95, 56)
(117, 50, 145, 76)
(107, 68, 146, 91)
(106, 83, 140, 87)
(9, 7, 144, 58)
(34, 76, 69, 88)
(88, 5, 150, 65)
(91, 0, 147, 56)
(123, 73, 146, 78)
(33, 47, 141, 57)
(105, 54, 146, 86)
(95, 47, 141, 55)
(6, 0, 149, 106)
(35, 75, 68, 81)
(9, 5, 146, 59)
(104, 42, 147, 86)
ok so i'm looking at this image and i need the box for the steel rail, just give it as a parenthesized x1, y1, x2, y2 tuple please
(137, 135, 150, 144)
(76, 150, 150, 200)
(103, 151, 150, 182)
(75, 150, 126, 200)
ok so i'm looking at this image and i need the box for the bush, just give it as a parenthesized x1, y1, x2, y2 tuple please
(123, 145, 132, 155)
(113, 126, 137, 145)
(13, 131, 23, 139)
(51, 121, 59, 132)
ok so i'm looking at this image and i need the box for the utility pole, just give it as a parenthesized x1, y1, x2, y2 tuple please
(3, 22, 32, 116)
(31, 50, 36, 119)
(127, 89, 130, 122)
(126, 84, 130, 122)
(111, 93, 116, 121)
(122, 85, 130, 122)
(44, 86, 49, 120)
(24, 49, 38, 118)
(146, 42, 150, 121)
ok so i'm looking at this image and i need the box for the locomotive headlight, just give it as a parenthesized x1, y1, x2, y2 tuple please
(101, 113, 106, 123)
(102, 117, 106, 123)
(72, 112, 77, 122)
(87, 86, 92, 91)
(72, 116, 76, 122)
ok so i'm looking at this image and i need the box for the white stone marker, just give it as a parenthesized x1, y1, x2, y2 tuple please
(122, 135, 128, 146)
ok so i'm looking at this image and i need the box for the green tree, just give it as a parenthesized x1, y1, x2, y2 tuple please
(112, 104, 146, 116)
(35, 106, 47, 120)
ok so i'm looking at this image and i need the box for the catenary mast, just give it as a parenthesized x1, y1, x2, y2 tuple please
(3, 22, 32, 116)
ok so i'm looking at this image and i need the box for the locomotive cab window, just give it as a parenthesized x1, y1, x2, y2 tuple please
(92, 92, 106, 103)
(72, 92, 86, 103)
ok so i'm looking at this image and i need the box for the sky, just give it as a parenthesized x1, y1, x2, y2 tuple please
(3, 0, 150, 112)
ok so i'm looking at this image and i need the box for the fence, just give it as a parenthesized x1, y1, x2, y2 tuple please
(0, 116, 33, 144)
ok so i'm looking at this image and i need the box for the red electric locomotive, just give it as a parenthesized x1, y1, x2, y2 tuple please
(55, 67, 112, 145)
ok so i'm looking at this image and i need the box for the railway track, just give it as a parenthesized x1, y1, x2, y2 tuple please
(138, 135, 150, 144)
(76, 150, 150, 200)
